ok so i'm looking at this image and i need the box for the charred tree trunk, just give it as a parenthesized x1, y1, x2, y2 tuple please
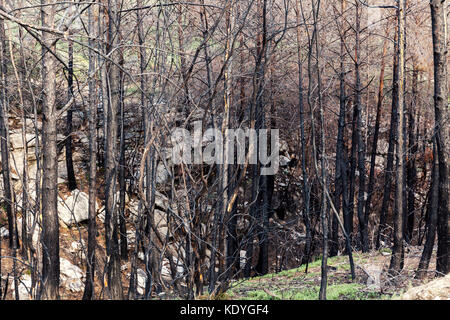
(244, 0, 268, 279)
(296, 0, 312, 264)
(430, 0, 449, 276)
(65, 31, 77, 191)
(347, 106, 357, 243)
(389, 0, 406, 274)
(416, 139, 439, 279)
(354, 0, 369, 252)
(39, 0, 60, 300)
(255, 0, 270, 276)
(377, 29, 399, 250)
(365, 37, 388, 246)
(405, 66, 418, 244)
(0, 0, 17, 250)
(118, 40, 128, 261)
(104, 0, 124, 299)
(83, 3, 98, 300)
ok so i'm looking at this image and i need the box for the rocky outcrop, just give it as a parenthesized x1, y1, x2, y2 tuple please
(7, 257, 83, 298)
(60, 258, 84, 293)
(58, 189, 90, 227)
(400, 274, 450, 300)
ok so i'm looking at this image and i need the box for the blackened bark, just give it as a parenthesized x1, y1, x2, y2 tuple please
(355, 1, 369, 252)
(347, 106, 357, 242)
(65, 33, 77, 191)
(118, 42, 128, 261)
(430, 0, 449, 276)
(376, 30, 399, 250)
(256, 174, 273, 276)
(295, 0, 312, 265)
(0, 1, 17, 250)
(226, 167, 239, 279)
(405, 67, 418, 244)
(365, 37, 387, 243)
(309, 0, 328, 300)
(254, 0, 270, 278)
(83, 3, 98, 300)
(244, 0, 268, 279)
(416, 140, 439, 279)
(39, 0, 60, 300)
(389, 1, 406, 274)
(104, 0, 124, 299)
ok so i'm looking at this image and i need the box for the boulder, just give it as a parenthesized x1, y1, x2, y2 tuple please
(58, 160, 69, 182)
(136, 268, 147, 295)
(127, 199, 140, 222)
(137, 251, 145, 261)
(279, 155, 291, 167)
(69, 240, 86, 260)
(58, 189, 90, 227)
(10, 150, 37, 181)
(0, 226, 8, 238)
(24, 118, 42, 132)
(400, 274, 450, 300)
(154, 209, 168, 237)
(16, 186, 38, 212)
(60, 258, 84, 293)
(240, 250, 247, 269)
(17, 274, 33, 300)
(9, 132, 36, 150)
(279, 140, 289, 153)
(75, 131, 89, 148)
(127, 229, 136, 245)
(16, 216, 40, 247)
(156, 161, 171, 185)
(155, 191, 169, 210)
(161, 258, 184, 281)
(377, 139, 389, 155)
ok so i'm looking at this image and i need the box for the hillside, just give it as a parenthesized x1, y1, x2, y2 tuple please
(225, 249, 446, 300)
(0, 0, 448, 301)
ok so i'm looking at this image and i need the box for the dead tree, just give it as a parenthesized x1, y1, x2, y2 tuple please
(83, 2, 98, 300)
(389, 0, 406, 275)
(103, 0, 124, 299)
(430, 0, 448, 276)
(39, 0, 60, 300)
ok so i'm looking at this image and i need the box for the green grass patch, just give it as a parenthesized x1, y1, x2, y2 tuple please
(230, 282, 389, 300)
(225, 253, 390, 300)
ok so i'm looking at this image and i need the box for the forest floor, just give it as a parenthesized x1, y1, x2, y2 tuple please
(0, 234, 444, 300)
(224, 247, 440, 300)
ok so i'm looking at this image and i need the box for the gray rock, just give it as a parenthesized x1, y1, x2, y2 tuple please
(136, 268, 147, 295)
(240, 250, 247, 269)
(70, 240, 86, 260)
(58, 189, 90, 227)
(9, 132, 36, 150)
(155, 191, 169, 210)
(25, 118, 42, 132)
(279, 155, 291, 167)
(60, 258, 84, 293)
(16, 217, 40, 247)
(0, 226, 8, 238)
(17, 274, 33, 300)
(400, 274, 450, 300)
(279, 140, 289, 153)
(156, 161, 171, 184)
(138, 252, 145, 261)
